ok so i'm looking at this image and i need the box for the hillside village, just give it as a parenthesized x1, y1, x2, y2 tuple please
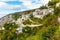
(0, 6, 54, 31)
(0, 6, 55, 25)
(0, 2, 60, 30)
(0, 0, 60, 40)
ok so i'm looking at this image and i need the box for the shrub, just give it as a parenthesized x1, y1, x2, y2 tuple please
(39, 6, 48, 9)
(39, 26, 57, 40)
(13, 13, 22, 20)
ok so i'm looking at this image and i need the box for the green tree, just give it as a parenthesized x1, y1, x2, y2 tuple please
(22, 27, 31, 33)
(13, 13, 22, 20)
(1, 22, 18, 40)
(48, 0, 58, 7)
(39, 6, 48, 9)
(54, 8, 60, 15)
(43, 14, 58, 26)
(31, 27, 37, 35)
(39, 26, 57, 40)
(23, 19, 32, 25)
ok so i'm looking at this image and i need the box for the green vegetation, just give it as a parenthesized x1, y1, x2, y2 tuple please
(13, 12, 22, 20)
(23, 9, 35, 15)
(23, 19, 32, 25)
(22, 27, 37, 36)
(30, 14, 43, 24)
(54, 8, 60, 15)
(48, 1, 57, 8)
(12, 9, 35, 20)
(48, 0, 60, 8)
(39, 26, 58, 40)
(43, 14, 58, 26)
(39, 6, 48, 9)
(51, 0, 60, 2)
(0, 22, 18, 40)
(23, 14, 43, 25)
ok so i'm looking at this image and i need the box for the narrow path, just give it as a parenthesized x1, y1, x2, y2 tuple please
(28, 18, 36, 23)
(23, 24, 43, 27)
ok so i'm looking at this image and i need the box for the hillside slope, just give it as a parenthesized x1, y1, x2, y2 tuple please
(0, 0, 60, 40)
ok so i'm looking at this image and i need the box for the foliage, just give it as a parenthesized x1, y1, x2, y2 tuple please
(23, 19, 32, 25)
(22, 27, 37, 36)
(39, 26, 58, 40)
(31, 27, 37, 35)
(22, 27, 31, 33)
(51, 0, 60, 2)
(43, 14, 58, 26)
(39, 6, 48, 9)
(54, 8, 60, 15)
(23, 14, 43, 25)
(30, 14, 43, 24)
(0, 22, 18, 40)
(23, 9, 35, 14)
(43, 14, 52, 20)
(13, 12, 22, 20)
(48, 1, 58, 7)
(54, 26, 60, 40)
(4, 22, 18, 30)
(16, 33, 26, 40)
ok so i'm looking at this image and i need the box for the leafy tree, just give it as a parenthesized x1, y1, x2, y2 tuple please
(13, 13, 22, 20)
(43, 14, 52, 20)
(15, 33, 26, 40)
(54, 8, 60, 15)
(39, 26, 57, 40)
(51, 0, 60, 2)
(31, 27, 37, 35)
(1, 22, 18, 40)
(22, 27, 31, 33)
(22, 26, 38, 36)
(48, 1, 58, 7)
(30, 14, 43, 24)
(39, 6, 48, 9)
(4, 22, 18, 30)
(23, 9, 35, 15)
(23, 19, 32, 25)
(43, 14, 58, 26)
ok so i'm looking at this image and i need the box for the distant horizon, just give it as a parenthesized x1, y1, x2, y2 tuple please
(0, 0, 49, 18)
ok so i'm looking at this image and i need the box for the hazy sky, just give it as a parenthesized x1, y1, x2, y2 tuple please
(0, 0, 49, 18)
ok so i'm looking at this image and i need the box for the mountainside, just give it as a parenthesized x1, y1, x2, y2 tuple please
(0, 6, 54, 27)
(0, 0, 60, 40)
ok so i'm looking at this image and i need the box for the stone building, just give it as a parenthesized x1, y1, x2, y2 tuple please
(33, 8, 54, 19)
(0, 14, 13, 26)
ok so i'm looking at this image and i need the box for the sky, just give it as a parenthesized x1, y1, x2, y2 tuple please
(0, 0, 49, 18)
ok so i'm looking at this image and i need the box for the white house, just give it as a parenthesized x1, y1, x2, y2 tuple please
(56, 2, 60, 7)
(16, 27, 23, 33)
(33, 8, 54, 19)
(21, 14, 30, 21)
(48, 8, 54, 14)
(0, 27, 5, 30)
(33, 9, 44, 19)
